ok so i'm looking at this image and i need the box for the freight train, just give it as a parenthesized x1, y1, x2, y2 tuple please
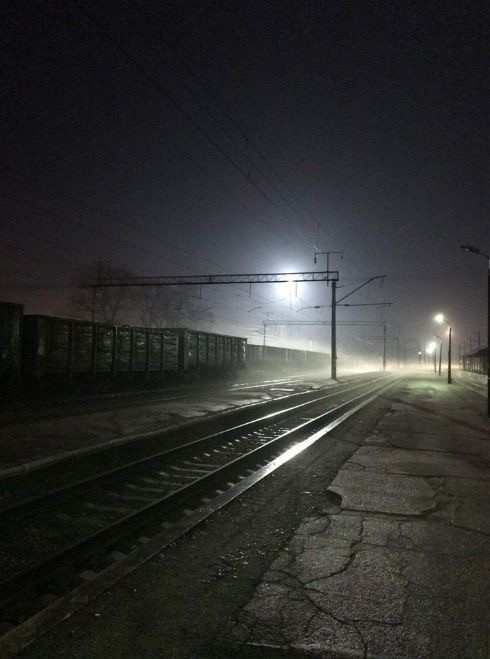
(0, 301, 328, 391)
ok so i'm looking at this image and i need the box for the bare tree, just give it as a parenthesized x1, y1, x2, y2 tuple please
(70, 263, 134, 324)
(132, 286, 214, 330)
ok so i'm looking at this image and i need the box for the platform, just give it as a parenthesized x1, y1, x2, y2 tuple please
(228, 376, 489, 657)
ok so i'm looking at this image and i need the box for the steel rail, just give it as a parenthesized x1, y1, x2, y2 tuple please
(0, 374, 387, 522)
(0, 373, 379, 485)
(0, 375, 400, 656)
(0, 376, 394, 608)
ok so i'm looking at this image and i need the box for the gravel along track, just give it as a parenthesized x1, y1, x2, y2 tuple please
(0, 375, 398, 654)
(0, 373, 383, 506)
(0, 373, 335, 426)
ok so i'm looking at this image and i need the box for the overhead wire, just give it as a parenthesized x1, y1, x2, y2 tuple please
(17, 30, 312, 318)
(71, 0, 315, 256)
(135, 0, 368, 279)
(1, 3, 303, 291)
(3, 189, 308, 322)
(3, 3, 340, 328)
(127, 0, 319, 247)
(0, 39, 296, 316)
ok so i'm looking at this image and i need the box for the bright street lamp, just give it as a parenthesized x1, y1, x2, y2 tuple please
(460, 244, 489, 416)
(434, 313, 452, 384)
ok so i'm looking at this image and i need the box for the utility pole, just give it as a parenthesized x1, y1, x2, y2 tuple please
(448, 326, 452, 384)
(313, 250, 343, 380)
(91, 261, 102, 323)
(332, 273, 386, 379)
(435, 335, 443, 376)
(331, 280, 337, 379)
(383, 323, 387, 371)
(262, 311, 272, 347)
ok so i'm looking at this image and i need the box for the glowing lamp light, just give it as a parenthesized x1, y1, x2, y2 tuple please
(434, 313, 444, 324)
(426, 341, 437, 354)
(285, 273, 297, 298)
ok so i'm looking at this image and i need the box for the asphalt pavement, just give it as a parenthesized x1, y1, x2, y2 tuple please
(228, 375, 489, 657)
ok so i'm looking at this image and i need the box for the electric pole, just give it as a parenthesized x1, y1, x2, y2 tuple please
(448, 325, 452, 384)
(330, 273, 386, 379)
(383, 323, 387, 371)
(331, 280, 337, 379)
(91, 261, 102, 323)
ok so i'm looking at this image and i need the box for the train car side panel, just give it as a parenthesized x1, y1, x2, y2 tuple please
(0, 301, 23, 391)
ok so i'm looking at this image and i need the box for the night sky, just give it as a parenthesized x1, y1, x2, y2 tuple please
(1, 1, 488, 361)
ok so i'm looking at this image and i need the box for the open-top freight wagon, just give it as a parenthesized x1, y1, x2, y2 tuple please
(0, 301, 328, 390)
(246, 343, 327, 370)
(21, 315, 246, 383)
(0, 301, 23, 392)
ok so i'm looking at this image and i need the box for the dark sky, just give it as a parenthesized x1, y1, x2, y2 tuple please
(1, 1, 488, 359)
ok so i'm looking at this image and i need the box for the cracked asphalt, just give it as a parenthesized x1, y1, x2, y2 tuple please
(228, 376, 489, 658)
(18, 375, 489, 658)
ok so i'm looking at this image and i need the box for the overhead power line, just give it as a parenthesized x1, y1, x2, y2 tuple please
(263, 320, 388, 326)
(136, 0, 368, 277)
(3, 1, 306, 274)
(130, 0, 318, 244)
(72, 0, 316, 252)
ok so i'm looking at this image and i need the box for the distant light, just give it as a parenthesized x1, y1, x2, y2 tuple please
(461, 244, 480, 255)
(434, 313, 444, 324)
(426, 341, 437, 354)
(418, 350, 422, 355)
(285, 272, 297, 298)
(460, 244, 489, 259)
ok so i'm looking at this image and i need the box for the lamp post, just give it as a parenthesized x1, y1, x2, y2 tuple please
(461, 244, 489, 417)
(435, 335, 443, 376)
(426, 341, 437, 373)
(435, 313, 452, 384)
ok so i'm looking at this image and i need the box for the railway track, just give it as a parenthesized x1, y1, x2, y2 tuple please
(0, 373, 379, 502)
(0, 373, 326, 426)
(0, 373, 398, 656)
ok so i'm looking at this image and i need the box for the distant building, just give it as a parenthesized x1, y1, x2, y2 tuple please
(460, 347, 488, 375)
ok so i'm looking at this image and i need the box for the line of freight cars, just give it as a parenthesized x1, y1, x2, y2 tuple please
(0, 301, 328, 391)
